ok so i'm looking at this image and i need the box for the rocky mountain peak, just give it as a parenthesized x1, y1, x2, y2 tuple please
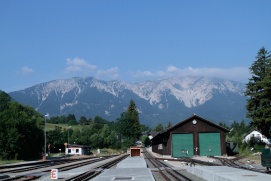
(9, 76, 247, 127)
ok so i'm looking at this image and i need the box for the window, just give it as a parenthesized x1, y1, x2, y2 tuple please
(68, 149, 71, 153)
(76, 149, 79, 153)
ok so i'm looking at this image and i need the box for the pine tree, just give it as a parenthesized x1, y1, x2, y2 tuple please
(165, 121, 173, 129)
(245, 47, 271, 137)
(117, 100, 141, 147)
(153, 123, 164, 132)
(127, 100, 141, 140)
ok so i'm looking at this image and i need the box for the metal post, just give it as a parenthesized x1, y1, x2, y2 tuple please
(68, 126, 71, 148)
(44, 114, 49, 159)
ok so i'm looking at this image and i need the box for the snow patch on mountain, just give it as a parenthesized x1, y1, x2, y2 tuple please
(22, 76, 245, 109)
(60, 100, 78, 111)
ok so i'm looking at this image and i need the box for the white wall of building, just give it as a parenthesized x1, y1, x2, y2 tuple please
(243, 130, 270, 144)
(66, 147, 83, 155)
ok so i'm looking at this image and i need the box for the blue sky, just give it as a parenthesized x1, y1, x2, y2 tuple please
(1, 1, 271, 92)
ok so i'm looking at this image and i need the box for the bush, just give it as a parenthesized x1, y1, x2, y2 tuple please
(239, 137, 266, 155)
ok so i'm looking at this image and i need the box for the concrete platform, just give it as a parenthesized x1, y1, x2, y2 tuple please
(188, 166, 271, 181)
(116, 156, 147, 168)
(92, 156, 155, 181)
(91, 168, 155, 181)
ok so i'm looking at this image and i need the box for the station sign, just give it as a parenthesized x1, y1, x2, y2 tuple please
(51, 169, 58, 179)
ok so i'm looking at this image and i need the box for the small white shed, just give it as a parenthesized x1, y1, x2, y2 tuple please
(65, 144, 90, 155)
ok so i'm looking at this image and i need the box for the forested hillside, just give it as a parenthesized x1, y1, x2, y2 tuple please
(0, 92, 149, 160)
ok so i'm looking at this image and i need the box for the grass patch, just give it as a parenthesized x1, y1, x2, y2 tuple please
(46, 123, 88, 131)
(237, 147, 262, 165)
(238, 154, 261, 165)
(91, 148, 125, 156)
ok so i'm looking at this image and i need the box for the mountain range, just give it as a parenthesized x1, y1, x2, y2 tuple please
(8, 76, 248, 127)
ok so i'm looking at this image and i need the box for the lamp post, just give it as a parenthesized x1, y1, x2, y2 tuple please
(68, 126, 71, 148)
(44, 114, 49, 159)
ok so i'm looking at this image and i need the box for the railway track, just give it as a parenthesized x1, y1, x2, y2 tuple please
(1, 159, 83, 174)
(2, 151, 270, 181)
(144, 151, 194, 181)
(214, 156, 271, 174)
(0, 154, 125, 181)
(65, 154, 129, 181)
(156, 156, 220, 166)
(0, 156, 107, 174)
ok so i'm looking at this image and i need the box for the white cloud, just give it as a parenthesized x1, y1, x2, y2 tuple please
(19, 66, 34, 75)
(97, 67, 119, 80)
(134, 66, 250, 82)
(64, 57, 120, 81)
(65, 58, 96, 73)
(63, 58, 250, 83)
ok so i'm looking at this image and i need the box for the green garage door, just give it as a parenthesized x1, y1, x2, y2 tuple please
(199, 133, 221, 156)
(172, 134, 193, 157)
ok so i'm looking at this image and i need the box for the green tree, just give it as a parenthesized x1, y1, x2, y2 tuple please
(86, 117, 92, 125)
(79, 116, 87, 125)
(117, 100, 141, 147)
(245, 47, 271, 137)
(142, 135, 151, 147)
(78, 128, 88, 145)
(140, 124, 150, 132)
(89, 133, 104, 148)
(126, 100, 141, 140)
(219, 122, 229, 129)
(68, 119, 78, 126)
(93, 116, 108, 131)
(71, 128, 82, 145)
(165, 121, 173, 129)
(153, 123, 164, 132)
(107, 131, 120, 149)
(67, 114, 76, 123)
(47, 126, 66, 153)
(0, 91, 11, 111)
(0, 92, 44, 160)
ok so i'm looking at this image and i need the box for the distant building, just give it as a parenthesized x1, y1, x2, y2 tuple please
(243, 130, 270, 145)
(65, 144, 91, 155)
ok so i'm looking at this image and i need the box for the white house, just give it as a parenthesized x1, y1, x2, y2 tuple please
(243, 130, 270, 144)
(65, 144, 91, 155)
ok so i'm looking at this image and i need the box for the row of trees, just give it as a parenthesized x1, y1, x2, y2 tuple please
(46, 102, 149, 152)
(0, 92, 145, 160)
(45, 100, 145, 153)
(47, 114, 90, 125)
(46, 123, 120, 153)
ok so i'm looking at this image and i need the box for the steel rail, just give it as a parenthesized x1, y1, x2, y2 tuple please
(144, 150, 193, 181)
(0, 155, 120, 181)
(65, 154, 129, 181)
